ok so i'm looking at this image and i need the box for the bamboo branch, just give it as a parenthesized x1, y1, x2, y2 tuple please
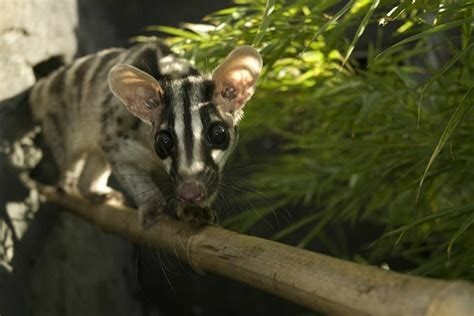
(34, 182, 474, 316)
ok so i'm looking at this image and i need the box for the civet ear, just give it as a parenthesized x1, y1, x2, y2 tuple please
(212, 45, 262, 124)
(108, 64, 163, 124)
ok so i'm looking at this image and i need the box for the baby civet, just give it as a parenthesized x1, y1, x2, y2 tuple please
(29, 41, 262, 227)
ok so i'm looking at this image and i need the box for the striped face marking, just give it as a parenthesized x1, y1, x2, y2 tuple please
(107, 45, 261, 215)
(152, 75, 238, 205)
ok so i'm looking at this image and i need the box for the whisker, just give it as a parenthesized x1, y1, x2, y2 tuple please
(134, 246, 145, 296)
(245, 196, 275, 231)
(217, 173, 284, 232)
(174, 237, 193, 277)
(116, 139, 158, 167)
(141, 190, 171, 220)
(215, 190, 238, 218)
(116, 173, 151, 177)
(120, 179, 155, 186)
(223, 162, 271, 175)
(133, 186, 159, 201)
(155, 249, 177, 295)
(237, 119, 264, 145)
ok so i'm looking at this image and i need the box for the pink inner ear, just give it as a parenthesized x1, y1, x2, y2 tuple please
(214, 69, 258, 113)
(228, 67, 256, 90)
(213, 51, 262, 113)
(222, 69, 256, 106)
(108, 64, 163, 124)
(129, 84, 163, 120)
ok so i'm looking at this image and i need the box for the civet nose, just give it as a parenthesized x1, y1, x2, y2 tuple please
(177, 182, 205, 203)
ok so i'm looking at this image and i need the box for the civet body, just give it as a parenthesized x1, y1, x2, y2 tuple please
(29, 41, 262, 226)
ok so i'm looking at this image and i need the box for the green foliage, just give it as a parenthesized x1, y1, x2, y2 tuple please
(141, 0, 474, 280)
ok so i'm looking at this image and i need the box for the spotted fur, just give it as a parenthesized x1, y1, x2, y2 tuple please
(29, 41, 262, 226)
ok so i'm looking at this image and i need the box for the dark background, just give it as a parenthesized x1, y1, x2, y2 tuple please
(77, 0, 230, 53)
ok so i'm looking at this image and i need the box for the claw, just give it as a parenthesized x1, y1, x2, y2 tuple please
(178, 206, 216, 226)
(139, 204, 167, 229)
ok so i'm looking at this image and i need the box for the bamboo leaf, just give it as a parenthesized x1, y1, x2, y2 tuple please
(300, 0, 355, 56)
(253, 0, 276, 46)
(298, 212, 333, 248)
(417, 88, 474, 201)
(272, 212, 324, 240)
(372, 16, 474, 63)
(416, 43, 474, 128)
(447, 212, 474, 260)
(138, 0, 474, 279)
(343, 0, 380, 66)
(373, 203, 474, 246)
(146, 25, 203, 40)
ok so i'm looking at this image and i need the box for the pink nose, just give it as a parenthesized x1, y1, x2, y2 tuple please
(177, 182, 205, 203)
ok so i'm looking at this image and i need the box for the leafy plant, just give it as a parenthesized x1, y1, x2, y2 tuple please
(140, 0, 474, 280)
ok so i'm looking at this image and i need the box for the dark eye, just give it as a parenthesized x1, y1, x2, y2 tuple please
(207, 122, 229, 147)
(155, 130, 174, 159)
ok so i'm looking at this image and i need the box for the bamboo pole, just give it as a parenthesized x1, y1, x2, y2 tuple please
(35, 183, 474, 316)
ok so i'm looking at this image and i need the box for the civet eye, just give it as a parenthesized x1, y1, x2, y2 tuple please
(155, 130, 174, 159)
(207, 122, 229, 147)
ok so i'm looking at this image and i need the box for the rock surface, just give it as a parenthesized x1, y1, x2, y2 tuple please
(0, 0, 77, 99)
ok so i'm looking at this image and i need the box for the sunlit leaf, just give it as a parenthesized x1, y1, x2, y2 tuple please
(343, 0, 380, 66)
(140, 0, 474, 280)
(146, 25, 203, 40)
(253, 0, 276, 46)
(373, 16, 474, 63)
(301, 0, 355, 56)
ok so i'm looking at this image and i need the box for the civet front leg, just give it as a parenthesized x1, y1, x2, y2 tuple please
(103, 138, 168, 227)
